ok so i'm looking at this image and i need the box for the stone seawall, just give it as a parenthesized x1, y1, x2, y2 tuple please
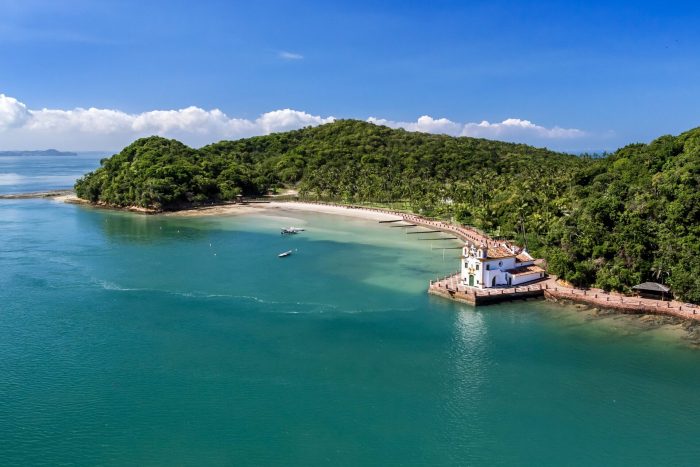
(543, 287, 700, 321)
(428, 273, 546, 306)
(428, 274, 700, 322)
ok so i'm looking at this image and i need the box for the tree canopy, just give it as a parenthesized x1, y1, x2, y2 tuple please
(75, 120, 700, 303)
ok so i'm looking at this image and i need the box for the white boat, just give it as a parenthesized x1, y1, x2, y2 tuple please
(281, 226, 305, 234)
(278, 250, 293, 257)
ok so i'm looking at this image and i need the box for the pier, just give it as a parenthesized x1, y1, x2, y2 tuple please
(428, 273, 700, 321)
(428, 273, 546, 305)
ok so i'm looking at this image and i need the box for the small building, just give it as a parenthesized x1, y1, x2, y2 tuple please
(461, 242, 545, 289)
(632, 282, 672, 301)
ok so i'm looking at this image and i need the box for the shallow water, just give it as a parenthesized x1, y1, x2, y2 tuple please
(1, 199, 699, 466)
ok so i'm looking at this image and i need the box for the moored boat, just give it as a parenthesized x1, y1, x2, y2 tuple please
(281, 226, 305, 234)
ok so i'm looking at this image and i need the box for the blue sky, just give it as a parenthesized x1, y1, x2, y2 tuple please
(0, 0, 699, 151)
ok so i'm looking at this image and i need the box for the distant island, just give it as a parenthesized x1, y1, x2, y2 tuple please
(0, 149, 78, 157)
(74, 120, 700, 304)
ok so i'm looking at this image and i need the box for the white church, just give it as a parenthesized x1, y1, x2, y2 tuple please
(461, 242, 545, 289)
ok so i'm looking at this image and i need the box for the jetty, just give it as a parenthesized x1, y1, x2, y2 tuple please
(429, 273, 547, 305)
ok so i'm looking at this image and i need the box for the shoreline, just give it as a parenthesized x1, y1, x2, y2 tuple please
(165, 200, 404, 222)
(0, 189, 74, 199)
(6, 190, 700, 340)
(547, 297, 700, 348)
(19, 191, 405, 221)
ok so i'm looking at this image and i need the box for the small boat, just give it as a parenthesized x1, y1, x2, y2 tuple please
(281, 226, 305, 234)
(278, 250, 293, 258)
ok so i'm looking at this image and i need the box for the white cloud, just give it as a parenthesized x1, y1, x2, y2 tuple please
(0, 94, 336, 150)
(461, 118, 585, 139)
(0, 93, 31, 129)
(369, 115, 584, 141)
(256, 109, 333, 133)
(368, 115, 462, 136)
(0, 93, 586, 151)
(278, 51, 304, 60)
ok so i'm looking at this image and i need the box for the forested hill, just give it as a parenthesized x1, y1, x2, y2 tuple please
(75, 120, 700, 302)
(74, 119, 582, 209)
(545, 127, 700, 302)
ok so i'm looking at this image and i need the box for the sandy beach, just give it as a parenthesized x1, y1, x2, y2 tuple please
(32, 190, 401, 221)
(166, 201, 402, 222)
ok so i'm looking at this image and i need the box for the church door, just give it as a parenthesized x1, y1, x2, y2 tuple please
(492, 277, 497, 287)
(469, 275, 474, 287)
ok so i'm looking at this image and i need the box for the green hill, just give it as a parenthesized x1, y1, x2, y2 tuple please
(545, 127, 700, 302)
(75, 120, 700, 302)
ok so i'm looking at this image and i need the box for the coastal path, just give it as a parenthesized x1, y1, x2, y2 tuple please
(428, 273, 700, 321)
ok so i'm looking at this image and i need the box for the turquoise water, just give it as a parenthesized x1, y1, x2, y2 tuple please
(1, 199, 700, 466)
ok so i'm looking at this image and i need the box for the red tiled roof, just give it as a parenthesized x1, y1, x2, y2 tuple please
(486, 246, 515, 259)
(506, 265, 545, 276)
(516, 252, 533, 262)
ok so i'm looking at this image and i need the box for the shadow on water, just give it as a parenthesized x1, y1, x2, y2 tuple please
(82, 209, 209, 245)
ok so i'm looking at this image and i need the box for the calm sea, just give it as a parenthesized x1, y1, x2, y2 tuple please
(0, 152, 106, 194)
(1, 158, 699, 465)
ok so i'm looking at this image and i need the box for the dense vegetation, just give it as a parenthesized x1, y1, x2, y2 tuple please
(75, 120, 700, 302)
(544, 130, 700, 303)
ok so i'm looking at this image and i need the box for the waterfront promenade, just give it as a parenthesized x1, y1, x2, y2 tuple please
(544, 281, 700, 322)
(429, 273, 700, 321)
